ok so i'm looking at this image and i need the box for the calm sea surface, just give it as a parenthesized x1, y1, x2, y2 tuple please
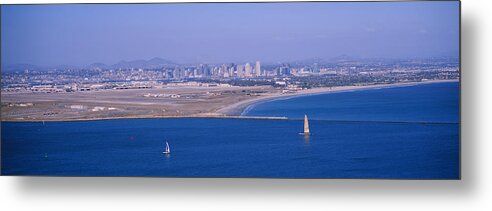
(1, 82, 459, 178)
(244, 82, 459, 123)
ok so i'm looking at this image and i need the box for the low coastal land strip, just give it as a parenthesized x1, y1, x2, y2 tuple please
(1, 79, 457, 122)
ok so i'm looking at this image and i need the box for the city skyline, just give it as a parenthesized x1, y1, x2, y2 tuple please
(1, 55, 460, 71)
(1, 2, 459, 67)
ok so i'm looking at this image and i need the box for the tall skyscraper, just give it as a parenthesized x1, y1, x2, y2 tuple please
(222, 64, 229, 77)
(245, 63, 252, 77)
(203, 64, 211, 77)
(313, 63, 320, 73)
(213, 66, 219, 76)
(236, 64, 244, 77)
(278, 63, 291, 76)
(255, 61, 261, 76)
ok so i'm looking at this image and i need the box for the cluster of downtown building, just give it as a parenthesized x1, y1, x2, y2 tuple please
(1, 58, 460, 92)
(164, 61, 268, 78)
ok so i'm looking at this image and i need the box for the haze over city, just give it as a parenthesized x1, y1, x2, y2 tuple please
(1, 2, 459, 67)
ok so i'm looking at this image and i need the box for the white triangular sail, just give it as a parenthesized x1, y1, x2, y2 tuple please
(304, 114, 310, 135)
(163, 141, 171, 154)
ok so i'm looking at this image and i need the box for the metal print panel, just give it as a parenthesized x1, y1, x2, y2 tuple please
(0, 1, 460, 179)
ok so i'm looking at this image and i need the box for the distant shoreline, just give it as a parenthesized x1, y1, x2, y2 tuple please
(0, 115, 290, 123)
(217, 79, 459, 116)
(1, 79, 458, 123)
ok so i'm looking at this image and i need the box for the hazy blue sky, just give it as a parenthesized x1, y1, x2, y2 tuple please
(1, 2, 459, 66)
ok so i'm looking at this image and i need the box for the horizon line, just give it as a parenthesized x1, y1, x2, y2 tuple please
(2, 56, 460, 69)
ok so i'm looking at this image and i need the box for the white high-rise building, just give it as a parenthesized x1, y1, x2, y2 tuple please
(236, 64, 244, 77)
(255, 61, 261, 76)
(229, 67, 234, 77)
(245, 63, 252, 77)
(222, 64, 229, 78)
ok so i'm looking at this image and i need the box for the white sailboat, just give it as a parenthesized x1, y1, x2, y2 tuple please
(304, 114, 309, 135)
(299, 114, 310, 135)
(163, 141, 171, 154)
(304, 114, 310, 135)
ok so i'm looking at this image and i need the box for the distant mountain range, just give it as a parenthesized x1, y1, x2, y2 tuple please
(1, 56, 458, 72)
(289, 55, 357, 65)
(97, 57, 176, 69)
(2, 57, 177, 72)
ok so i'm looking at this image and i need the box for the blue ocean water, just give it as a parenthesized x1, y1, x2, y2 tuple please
(1, 82, 459, 179)
(244, 82, 459, 123)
